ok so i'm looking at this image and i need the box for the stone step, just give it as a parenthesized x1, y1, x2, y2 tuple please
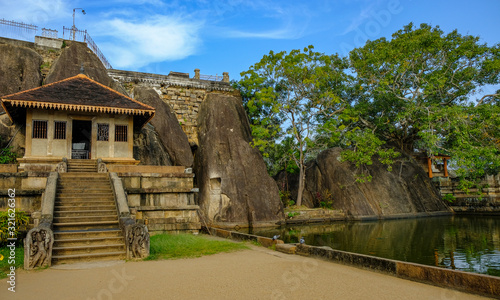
(55, 205, 117, 211)
(55, 210, 118, 217)
(60, 173, 108, 178)
(52, 251, 126, 265)
(54, 201, 116, 211)
(58, 182, 110, 186)
(52, 244, 125, 256)
(56, 192, 114, 198)
(53, 236, 125, 247)
(67, 165, 98, 168)
(54, 215, 118, 223)
(53, 220, 120, 231)
(57, 188, 113, 193)
(56, 197, 115, 202)
(54, 229, 123, 240)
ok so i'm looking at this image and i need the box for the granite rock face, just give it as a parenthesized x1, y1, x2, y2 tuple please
(132, 87, 193, 167)
(0, 43, 42, 97)
(195, 93, 284, 227)
(133, 123, 173, 166)
(0, 114, 25, 155)
(282, 147, 450, 218)
(45, 41, 113, 86)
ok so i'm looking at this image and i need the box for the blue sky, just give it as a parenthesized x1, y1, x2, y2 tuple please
(2, 0, 500, 84)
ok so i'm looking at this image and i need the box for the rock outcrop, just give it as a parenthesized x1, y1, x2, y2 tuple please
(45, 41, 113, 86)
(195, 93, 284, 227)
(0, 114, 25, 155)
(280, 148, 450, 218)
(132, 87, 193, 167)
(133, 123, 172, 166)
(0, 43, 42, 96)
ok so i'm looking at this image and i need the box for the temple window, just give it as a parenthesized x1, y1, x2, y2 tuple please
(97, 123, 109, 141)
(115, 125, 128, 142)
(32, 120, 48, 139)
(54, 121, 67, 139)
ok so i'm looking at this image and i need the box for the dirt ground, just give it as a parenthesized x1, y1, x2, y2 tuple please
(0, 246, 492, 300)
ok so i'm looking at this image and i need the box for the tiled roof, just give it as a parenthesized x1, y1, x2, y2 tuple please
(1, 74, 155, 128)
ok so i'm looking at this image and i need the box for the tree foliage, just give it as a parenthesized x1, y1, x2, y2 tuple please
(349, 23, 500, 180)
(237, 23, 500, 198)
(238, 46, 352, 205)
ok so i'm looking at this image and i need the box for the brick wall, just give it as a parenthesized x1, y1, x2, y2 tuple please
(108, 69, 235, 146)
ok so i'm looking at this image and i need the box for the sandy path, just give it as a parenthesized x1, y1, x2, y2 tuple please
(0, 246, 491, 300)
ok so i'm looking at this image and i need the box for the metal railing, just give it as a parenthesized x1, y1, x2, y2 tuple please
(63, 26, 112, 69)
(0, 19, 112, 70)
(42, 28, 58, 39)
(200, 74, 223, 81)
(0, 18, 38, 42)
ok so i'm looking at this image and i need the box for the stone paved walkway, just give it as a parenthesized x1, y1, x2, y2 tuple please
(0, 246, 491, 300)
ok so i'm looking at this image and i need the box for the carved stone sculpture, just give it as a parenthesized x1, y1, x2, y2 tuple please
(125, 224, 150, 259)
(24, 226, 54, 269)
(56, 161, 67, 173)
(98, 162, 107, 173)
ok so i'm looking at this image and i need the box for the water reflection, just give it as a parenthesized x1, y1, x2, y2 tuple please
(248, 215, 500, 276)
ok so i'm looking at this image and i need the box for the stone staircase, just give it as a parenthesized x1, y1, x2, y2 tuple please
(66, 159, 98, 173)
(51, 160, 126, 265)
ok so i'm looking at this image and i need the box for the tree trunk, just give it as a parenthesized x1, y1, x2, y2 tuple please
(296, 164, 305, 207)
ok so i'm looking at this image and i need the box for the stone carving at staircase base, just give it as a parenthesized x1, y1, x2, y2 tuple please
(97, 159, 107, 173)
(24, 225, 54, 270)
(125, 224, 150, 259)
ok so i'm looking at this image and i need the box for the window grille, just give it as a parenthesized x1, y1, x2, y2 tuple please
(54, 121, 66, 139)
(97, 123, 109, 141)
(32, 120, 48, 139)
(115, 125, 128, 142)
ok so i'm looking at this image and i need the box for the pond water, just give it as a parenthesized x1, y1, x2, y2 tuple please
(248, 215, 500, 277)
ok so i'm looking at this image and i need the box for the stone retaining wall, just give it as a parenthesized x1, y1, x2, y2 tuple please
(435, 175, 500, 212)
(118, 172, 201, 234)
(0, 172, 47, 226)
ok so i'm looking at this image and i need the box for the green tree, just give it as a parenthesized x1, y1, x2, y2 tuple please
(348, 23, 500, 180)
(238, 46, 352, 206)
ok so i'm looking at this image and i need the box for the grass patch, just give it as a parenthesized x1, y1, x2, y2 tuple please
(0, 244, 24, 279)
(146, 233, 248, 260)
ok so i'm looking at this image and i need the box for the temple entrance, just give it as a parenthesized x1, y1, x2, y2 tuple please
(72, 120, 92, 159)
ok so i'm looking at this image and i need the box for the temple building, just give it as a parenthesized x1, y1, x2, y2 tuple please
(0, 74, 155, 165)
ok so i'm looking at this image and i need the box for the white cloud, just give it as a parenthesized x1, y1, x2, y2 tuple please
(224, 24, 305, 40)
(0, 0, 70, 26)
(96, 15, 202, 69)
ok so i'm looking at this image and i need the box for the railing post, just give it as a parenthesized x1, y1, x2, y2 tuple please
(194, 69, 200, 80)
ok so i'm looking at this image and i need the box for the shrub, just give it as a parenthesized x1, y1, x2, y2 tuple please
(443, 194, 456, 203)
(0, 211, 30, 246)
(0, 146, 17, 164)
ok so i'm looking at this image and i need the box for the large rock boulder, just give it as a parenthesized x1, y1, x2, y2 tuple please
(0, 114, 25, 156)
(195, 93, 284, 227)
(45, 41, 113, 87)
(0, 43, 42, 96)
(132, 87, 193, 167)
(133, 123, 173, 166)
(293, 148, 450, 218)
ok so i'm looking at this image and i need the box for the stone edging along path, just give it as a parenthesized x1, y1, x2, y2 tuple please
(206, 227, 500, 299)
